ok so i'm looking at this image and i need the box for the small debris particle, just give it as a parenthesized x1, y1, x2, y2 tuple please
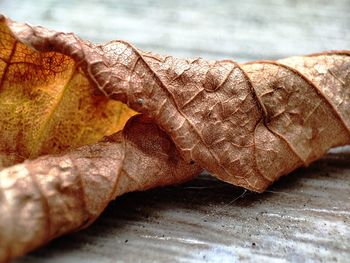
(136, 98, 144, 105)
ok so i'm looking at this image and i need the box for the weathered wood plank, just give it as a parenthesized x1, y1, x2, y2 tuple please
(15, 154, 350, 262)
(1, 0, 349, 61)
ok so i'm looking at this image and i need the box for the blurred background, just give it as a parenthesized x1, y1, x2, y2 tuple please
(1, 0, 350, 262)
(1, 0, 349, 62)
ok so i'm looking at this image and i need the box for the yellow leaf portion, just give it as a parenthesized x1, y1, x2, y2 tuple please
(0, 21, 136, 167)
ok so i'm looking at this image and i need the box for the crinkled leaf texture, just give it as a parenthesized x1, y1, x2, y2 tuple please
(0, 15, 349, 261)
(0, 17, 136, 167)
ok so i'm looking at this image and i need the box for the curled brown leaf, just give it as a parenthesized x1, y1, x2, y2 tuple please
(0, 115, 201, 261)
(0, 14, 349, 261)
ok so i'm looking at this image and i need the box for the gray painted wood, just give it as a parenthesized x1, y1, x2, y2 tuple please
(14, 156, 350, 263)
(1, 0, 350, 61)
(0, 0, 349, 262)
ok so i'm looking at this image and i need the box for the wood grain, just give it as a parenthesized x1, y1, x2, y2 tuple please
(15, 154, 350, 262)
(0, 0, 349, 262)
(1, 0, 349, 61)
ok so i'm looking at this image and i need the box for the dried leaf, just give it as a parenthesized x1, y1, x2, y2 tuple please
(0, 17, 136, 167)
(0, 115, 201, 261)
(0, 15, 349, 261)
(7, 15, 348, 191)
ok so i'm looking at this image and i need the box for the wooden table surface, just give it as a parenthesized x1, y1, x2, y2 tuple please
(1, 0, 350, 262)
